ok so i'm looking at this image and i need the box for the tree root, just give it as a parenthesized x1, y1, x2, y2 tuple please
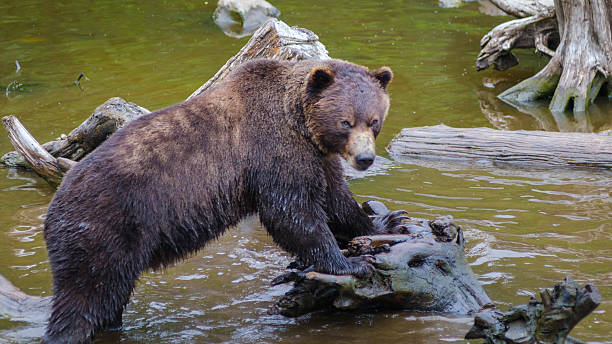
(498, 60, 560, 102)
(478, 0, 612, 114)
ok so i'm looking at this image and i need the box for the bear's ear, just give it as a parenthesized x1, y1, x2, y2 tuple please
(307, 67, 335, 92)
(373, 66, 393, 89)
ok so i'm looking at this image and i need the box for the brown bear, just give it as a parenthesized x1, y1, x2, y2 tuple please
(42, 58, 397, 343)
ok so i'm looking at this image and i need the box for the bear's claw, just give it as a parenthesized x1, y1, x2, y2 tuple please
(372, 209, 410, 234)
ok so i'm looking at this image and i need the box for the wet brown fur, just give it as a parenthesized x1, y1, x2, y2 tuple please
(42, 59, 392, 343)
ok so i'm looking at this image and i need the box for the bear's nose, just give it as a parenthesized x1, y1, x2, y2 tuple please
(355, 153, 375, 170)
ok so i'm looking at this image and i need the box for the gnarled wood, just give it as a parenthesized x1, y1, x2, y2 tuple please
(387, 124, 612, 169)
(478, 0, 612, 113)
(476, 15, 557, 72)
(2, 116, 65, 186)
(270, 201, 492, 317)
(466, 277, 600, 343)
(1, 97, 150, 169)
(500, 0, 612, 113)
(187, 18, 329, 100)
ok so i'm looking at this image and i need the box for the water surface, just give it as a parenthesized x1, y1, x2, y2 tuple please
(1, 0, 611, 343)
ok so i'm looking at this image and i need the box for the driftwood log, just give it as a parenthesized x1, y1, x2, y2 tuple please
(270, 201, 493, 317)
(466, 277, 600, 344)
(187, 18, 329, 100)
(1, 97, 150, 169)
(477, 0, 612, 113)
(387, 124, 612, 169)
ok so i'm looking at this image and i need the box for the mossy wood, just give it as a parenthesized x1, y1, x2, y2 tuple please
(387, 124, 612, 169)
(466, 277, 600, 344)
(270, 201, 493, 317)
(478, 0, 612, 113)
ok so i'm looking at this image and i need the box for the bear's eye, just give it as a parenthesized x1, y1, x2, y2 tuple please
(341, 120, 352, 129)
(370, 119, 379, 127)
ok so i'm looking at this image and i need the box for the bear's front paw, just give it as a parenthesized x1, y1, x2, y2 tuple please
(344, 255, 376, 278)
(372, 209, 410, 234)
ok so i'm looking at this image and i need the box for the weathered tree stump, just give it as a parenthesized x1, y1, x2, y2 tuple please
(477, 0, 612, 113)
(270, 201, 493, 317)
(465, 277, 600, 344)
(387, 124, 612, 169)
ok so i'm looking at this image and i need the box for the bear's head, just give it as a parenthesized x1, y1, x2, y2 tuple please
(303, 61, 392, 171)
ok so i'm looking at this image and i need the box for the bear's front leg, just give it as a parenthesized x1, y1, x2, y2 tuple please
(323, 156, 408, 242)
(256, 181, 372, 277)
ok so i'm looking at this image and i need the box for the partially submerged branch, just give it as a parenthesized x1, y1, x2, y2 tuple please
(1, 97, 150, 169)
(466, 277, 600, 343)
(187, 18, 329, 100)
(2, 116, 65, 186)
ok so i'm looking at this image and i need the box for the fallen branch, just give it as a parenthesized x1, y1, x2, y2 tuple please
(1, 97, 150, 169)
(2, 116, 65, 186)
(466, 277, 600, 343)
(387, 124, 612, 169)
(187, 18, 329, 100)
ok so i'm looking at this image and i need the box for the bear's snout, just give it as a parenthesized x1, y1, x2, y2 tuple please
(355, 153, 374, 170)
(344, 130, 376, 171)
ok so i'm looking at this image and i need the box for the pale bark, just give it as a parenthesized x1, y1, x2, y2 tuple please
(2, 116, 65, 186)
(387, 124, 612, 169)
(478, 0, 612, 113)
(489, 0, 554, 17)
(1, 97, 150, 169)
(187, 18, 329, 100)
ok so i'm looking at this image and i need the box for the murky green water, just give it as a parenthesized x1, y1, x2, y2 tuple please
(0, 0, 611, 343)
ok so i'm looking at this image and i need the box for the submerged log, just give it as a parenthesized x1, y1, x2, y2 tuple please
(466, 277, 600, 344)
(387, 124, 612, 169)
(270, 201, 493, 317)
(0, 273, 50, 324)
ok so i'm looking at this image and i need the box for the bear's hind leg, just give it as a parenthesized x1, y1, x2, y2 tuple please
(42, 256, 140, 343)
